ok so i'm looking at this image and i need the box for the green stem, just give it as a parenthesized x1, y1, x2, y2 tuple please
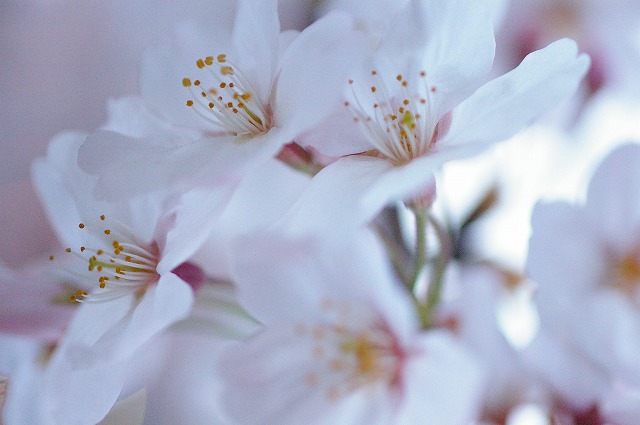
(409, 206, 428, 292)
(422, 215, 452, 328)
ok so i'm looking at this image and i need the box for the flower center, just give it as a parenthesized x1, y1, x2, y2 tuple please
(297, 298, 404, 401)
(58, 215, 160, 303)
(345, 70, 440, 165)
(611, 251, 640, 299)
(182, 54, 271, 137)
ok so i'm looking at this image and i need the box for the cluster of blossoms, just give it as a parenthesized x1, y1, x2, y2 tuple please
(2, 0, 640, 424)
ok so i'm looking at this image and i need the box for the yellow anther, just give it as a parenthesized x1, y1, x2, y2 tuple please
(182, 78, 192, 87)
(79, 223, 85, 229)
(194, 80, 201, 86)
(196, 59, 205, 69)
(221, 66, 234, 75)
(66, 248, 72, 253)
(205, 56, 214, 66)
(104, 229, 111, 235)
(217, 54, 227, 63)
(186, 100, 194, 107)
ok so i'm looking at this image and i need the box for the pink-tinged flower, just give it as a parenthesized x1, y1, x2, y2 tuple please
(525, 143, 640, 423)
(79, 0, 364, 199)
(495, 0, 640, 97)
(217, 233, 484, 424)
(290, 0, 589, 232)
(0, 262, 75, 342)
(30, 131, 230, 424)
(437, 263, 546, 422)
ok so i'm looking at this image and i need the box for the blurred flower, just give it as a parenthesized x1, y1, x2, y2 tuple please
(217, 232, 485, 424)
(526, 143, 640, 424)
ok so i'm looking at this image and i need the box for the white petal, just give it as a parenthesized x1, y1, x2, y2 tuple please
(230, 230, 418, 337)
(217, 330, 340, 425)
(45, 275, 193, 424)
(232, 0, 280, 105)
(396, 331, 485, 425)
(140, 21, 233, 131)
(528, 201, 605, 295)
(441, 39, 590, 152)
(273, 12, 365, 135)
(98, 389, 147, 425)
(585, 143, 640, 249)
(409, 0, 496, 116)
(218, 326, 397, 425)
(284, 152, 459, 233)
(157, 188, 231, 274)
(522, 329, 609, 409)
(299, 106, 372, 157)
(81, 128, 287, 200)
(112, 273, 193, 356)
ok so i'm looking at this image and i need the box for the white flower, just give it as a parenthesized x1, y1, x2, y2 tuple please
(525, 143, 640, 422)
(217, 233, 484, 425)
(79, 0, 364, 199)
(289, 0, 590, 232)
(30, 131, 228, 424)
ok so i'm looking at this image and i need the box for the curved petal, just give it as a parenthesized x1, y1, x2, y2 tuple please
(80, 129, 285, 200)
(217, 330, 345, 425)
(32, 132, 99, 250)
(441, 39, 590, 152)
(140, 22, 233, 131)
(97, 389, 147, 425)
(229, 231, 417, 336)
(299, 106, 372, 157)
(44, 274, 193, 424)
(157, 187, 231, 274)
(112, 273, 194, 357)
(0, 266, 74, 341)
(233, 0, 280, 105)
(395, 0, 496, 117)
(585, 143, 640, 249)
(396, 331, 485, 425)
(273, 12, 366, 135)
(528, 201, 605, 295)
(284, 151, 459, 233)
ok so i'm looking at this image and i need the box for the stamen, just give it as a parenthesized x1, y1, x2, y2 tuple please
(345, 70, 439, 165)
(297, 299, 404, 401)
(181, 53, 271, 137)
(55, 218, 161, 303)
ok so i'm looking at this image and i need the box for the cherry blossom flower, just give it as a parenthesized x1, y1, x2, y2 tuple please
(217, 233, 485, 425)
(29, 131, 230, 424)
(290, 0, 589, 232)
(525, 143, 640, 423)
(79, 0, 364, 199)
